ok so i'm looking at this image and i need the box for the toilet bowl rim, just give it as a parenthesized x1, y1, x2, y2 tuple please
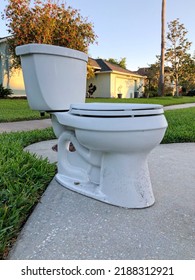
(52, 111, 168, 132)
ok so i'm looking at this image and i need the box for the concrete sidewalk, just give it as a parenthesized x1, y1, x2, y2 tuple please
(1, 103, 195, 260)
(8, 141, 195, 259)
(8, 146, 195, 258)
(0, 118, 52, 133)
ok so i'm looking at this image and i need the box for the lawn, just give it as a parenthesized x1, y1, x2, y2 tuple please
(1, 96, 195, 122)
(0, 128, 56, 259)
(86, 96, 195, 106)
(0, 99, 50, 122)
(0, 97, 195, 259)
(163, 107, 195, 143)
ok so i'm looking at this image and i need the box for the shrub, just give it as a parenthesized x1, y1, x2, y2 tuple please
(0, 84, 13, 98)
(142, 91, 158, 98)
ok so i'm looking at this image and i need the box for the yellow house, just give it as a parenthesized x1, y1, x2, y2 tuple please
(0, 37, 25, 95)
(87, 58, 146, 98)
(1, 37, 146, 98)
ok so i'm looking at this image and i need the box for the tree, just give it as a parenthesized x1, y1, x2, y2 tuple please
(148, 61, 161, 91)
(165, 18, 192, 96)
(107, 57, 127, 69)
(147, 58, 171, 96)
(3, 0, 97, 69)
(158, 0, 166, 96)
(179, 53, 195, 91)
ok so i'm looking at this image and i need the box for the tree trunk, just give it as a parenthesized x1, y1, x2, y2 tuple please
(175, 74, 179, 97)
(158, 0, 166, 96)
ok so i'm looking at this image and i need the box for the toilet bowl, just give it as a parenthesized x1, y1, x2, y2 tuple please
(53, 103, 167, 208)
(16, 43, 168, 208)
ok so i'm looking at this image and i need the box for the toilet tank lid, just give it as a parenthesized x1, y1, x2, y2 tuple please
(70, 103, 164, 117)
(16, 44, 88, 62)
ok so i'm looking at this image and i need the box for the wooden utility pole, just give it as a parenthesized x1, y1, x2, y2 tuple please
(158, 0, 166, 96)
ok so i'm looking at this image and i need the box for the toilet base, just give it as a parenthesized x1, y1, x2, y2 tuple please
(55, 166, 155, 209)
(56, 130, 156, 208)
(56, 173, 106, 202)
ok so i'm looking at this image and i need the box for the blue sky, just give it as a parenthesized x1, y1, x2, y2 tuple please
(0, 0, 195, 70)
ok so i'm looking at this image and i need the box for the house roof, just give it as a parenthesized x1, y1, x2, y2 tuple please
(0, 37, 8, 43)
(90, 58, 146, 78)
(0, 36, 12, 43)
(88, 58, 101, 70)
(136, 66, 171, 77)
(136, 67, 150, 76)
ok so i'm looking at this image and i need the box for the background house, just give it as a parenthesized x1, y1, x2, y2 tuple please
(137, 66, 178, 96)
(0, 37, 25, 96)
(87, 58, 146, 98)
(0, 37, 146, 98)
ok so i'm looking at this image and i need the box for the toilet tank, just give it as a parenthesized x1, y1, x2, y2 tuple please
(16, 44, 88, 111)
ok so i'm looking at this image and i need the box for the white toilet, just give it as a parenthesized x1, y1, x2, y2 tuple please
(16, 44, 168, 208)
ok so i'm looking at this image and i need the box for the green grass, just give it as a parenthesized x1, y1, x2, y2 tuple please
(163, 107, 195, 143)
(0, 97, 195, 259)
(0, 128, 56, 259)
(1, 96, 195, 122)
(0, 99, 50, 122)
(86, 96, 195, 106)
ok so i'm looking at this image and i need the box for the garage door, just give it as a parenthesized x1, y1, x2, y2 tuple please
(115, 77, 135, 98)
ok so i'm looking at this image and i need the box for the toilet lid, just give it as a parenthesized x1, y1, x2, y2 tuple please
(69, 103, 164, 117)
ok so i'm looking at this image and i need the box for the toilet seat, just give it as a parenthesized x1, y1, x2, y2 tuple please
(69, 103, 164, 117)
(53, 103, 166, 132)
